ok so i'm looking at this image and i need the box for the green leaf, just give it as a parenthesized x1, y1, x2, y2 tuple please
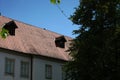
(50, 0, 60, 4)
(0, 28, 9, 39)
(50, 0, 56, 4)
(69, 17, 73, 21)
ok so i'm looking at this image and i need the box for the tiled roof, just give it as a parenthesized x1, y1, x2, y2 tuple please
(0, 16, 72, 61)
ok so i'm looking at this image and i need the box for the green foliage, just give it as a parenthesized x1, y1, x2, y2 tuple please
(0, 28, 9, 39)
(65, 0, 120, 80)
(50, 0, 60, 4)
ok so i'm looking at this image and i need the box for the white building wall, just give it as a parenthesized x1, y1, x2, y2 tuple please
(0, 50, 31, 80)
(0, 50, 64, 80)
(33, 57, 63, 80)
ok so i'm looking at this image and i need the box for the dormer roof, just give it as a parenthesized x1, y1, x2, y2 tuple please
(0, 16, 72, 61)
(3, 20, 18, 35)
(55, 36, 67, 48)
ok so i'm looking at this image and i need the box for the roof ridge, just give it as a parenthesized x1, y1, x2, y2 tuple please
(1, 15, 72, 38)
(0, 15, 72, 61)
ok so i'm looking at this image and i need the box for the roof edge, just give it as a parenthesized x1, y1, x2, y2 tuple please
(0, 15, 72, 39)
(0, 47, 69, 62)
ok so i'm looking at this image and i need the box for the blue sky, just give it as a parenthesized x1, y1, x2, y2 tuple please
(0, 0, 79, 38)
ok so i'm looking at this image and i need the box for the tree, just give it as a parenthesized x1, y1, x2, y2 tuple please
(65, 0, 120, 80)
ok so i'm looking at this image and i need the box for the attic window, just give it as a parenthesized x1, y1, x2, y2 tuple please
(55, 36, 67, 48)
(3, 20, 18, 36)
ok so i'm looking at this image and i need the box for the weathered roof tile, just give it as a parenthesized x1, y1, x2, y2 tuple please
(0, 16, 71, 61)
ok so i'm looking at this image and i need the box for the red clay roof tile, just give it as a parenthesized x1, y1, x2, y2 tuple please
(0, 16, 72, 61)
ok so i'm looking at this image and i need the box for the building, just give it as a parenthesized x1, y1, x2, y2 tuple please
(0, 16, 71, 80)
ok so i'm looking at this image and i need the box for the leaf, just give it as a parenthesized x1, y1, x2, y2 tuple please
(50, 0, 56, 4)
(0, 28, 9, 39)
(57, 0, 61, 4)
(50, 0, 60, 4)
(69, 17, 73, 21)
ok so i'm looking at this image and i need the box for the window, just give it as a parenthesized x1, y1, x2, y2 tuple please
(45, 64, 52, 79)
(20, 61, 29, 78)
(55, 36, 67, 48)
(3, 20, 18, 36)
(5, 58, 15, 76)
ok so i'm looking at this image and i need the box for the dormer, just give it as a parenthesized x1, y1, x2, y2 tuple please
(55, 36, 67, 48)
(3, 20, 18, 36)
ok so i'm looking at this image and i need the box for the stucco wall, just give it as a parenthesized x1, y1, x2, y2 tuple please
(0, 50, 31, 80)
(33, 57, 63, 80)
(0, 49, 64, 80)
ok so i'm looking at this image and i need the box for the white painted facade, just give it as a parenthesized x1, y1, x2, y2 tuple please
(0, 49, 64, 80)
(33, 57, 63, 80)
(0, 49, 31, 80)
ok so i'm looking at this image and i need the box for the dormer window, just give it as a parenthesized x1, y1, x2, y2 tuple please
(55, 36, 67, 48)
(3, 20, 18, 36)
